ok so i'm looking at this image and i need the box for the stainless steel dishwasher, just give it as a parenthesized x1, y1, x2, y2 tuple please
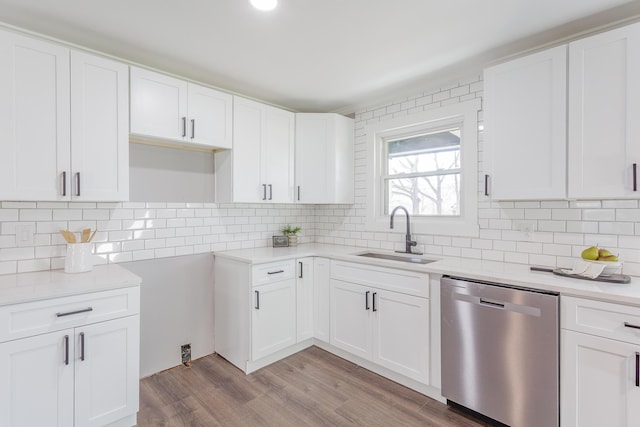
(441, 276, 559, 427)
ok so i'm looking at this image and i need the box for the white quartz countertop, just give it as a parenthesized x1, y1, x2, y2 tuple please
(214, 243, 640, 307)
(0, 264, 141, 307)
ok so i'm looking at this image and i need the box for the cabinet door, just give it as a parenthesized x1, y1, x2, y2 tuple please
(263, 105, 294, 203)
(568, 22, 640, 199)
(232, 97, 264, 202)
(562, 330, 640, 427)
(130, 66, 187, 141)
(0, 329, 74, 427)
(330, 279, 372, 360)
(75, 315, 140, 427)
(313, 257, 331, 342)
(71, 51, 129, 201)
(187, 83, 232, 149)
(251, 280, 296, 361)
(295, 114, 331, 203)
(372, 289, 429, 383)
(0, 29, 70, 201)
(296, 257, 314, 342)
(295, 113, 354, 204)
(484, 45, 567, 200)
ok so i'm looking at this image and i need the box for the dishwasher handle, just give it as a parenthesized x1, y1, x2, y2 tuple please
(479, 298, 505, 308)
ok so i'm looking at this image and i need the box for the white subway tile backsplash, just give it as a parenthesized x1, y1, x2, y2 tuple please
(0, 74, 638, 275)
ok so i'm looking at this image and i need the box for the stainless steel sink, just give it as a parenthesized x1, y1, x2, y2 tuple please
(356, 252, 436, 264)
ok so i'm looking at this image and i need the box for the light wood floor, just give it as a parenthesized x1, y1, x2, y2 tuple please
(137, 346, 490, 426)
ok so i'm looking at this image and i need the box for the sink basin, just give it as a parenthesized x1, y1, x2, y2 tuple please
(356, 252, 436, 264)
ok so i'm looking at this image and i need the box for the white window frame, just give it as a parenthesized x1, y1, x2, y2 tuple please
(365, 99, 480, 237)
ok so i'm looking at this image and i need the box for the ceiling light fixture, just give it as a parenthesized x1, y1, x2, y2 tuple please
(250, 0, 278, 11)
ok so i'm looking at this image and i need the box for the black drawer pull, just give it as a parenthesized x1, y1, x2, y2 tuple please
(624, 322, 640, 330)
(267, 270, 284, 275)
(365, 291, 370, 310)
(56, 307, 93, 317)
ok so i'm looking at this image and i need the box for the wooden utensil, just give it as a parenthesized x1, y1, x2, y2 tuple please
(60, 230, 76, 244)
(88, 230, 97, 242)
(81, 228, 91, 243)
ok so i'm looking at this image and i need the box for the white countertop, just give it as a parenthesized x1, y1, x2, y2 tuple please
(214, 243, 640, 307)
(0, 264, 141, 307)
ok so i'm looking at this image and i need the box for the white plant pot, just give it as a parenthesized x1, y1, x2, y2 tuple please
(287, 235, 298, 246)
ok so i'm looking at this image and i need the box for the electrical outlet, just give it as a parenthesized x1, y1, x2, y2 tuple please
(181, 344, 191, 367)
(516, 221, 536, 241)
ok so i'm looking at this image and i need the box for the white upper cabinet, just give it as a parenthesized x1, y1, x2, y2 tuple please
(483, 45, 567, 200)
(568, 22, 640, 199)
(130, 66, 232, 149)
(216, 96, 294, 203)
(0, 29, 71, 201)
(295, 113, 354, 204)
(0, 29, 129, 202)
(71, 51, 129, 201)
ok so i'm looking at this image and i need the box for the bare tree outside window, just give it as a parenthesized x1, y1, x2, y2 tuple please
(384, 128, 461, 216)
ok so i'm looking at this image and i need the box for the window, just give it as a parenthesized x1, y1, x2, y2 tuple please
(365, 99, 480, 237)
(384, 127, 461, 216)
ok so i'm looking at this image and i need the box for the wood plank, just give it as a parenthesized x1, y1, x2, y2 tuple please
(137, 346, 488, 427)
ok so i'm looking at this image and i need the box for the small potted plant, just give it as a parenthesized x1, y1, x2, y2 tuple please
(281, 224, 301, 246)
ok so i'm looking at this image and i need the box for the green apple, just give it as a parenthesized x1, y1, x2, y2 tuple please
(581, 246, 599, 260)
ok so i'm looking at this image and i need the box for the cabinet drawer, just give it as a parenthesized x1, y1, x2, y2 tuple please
(562, 295, 640, 345)
(330, 261, 429, 298)
(252, 260, 295, 286)
(0, 286, 140, 343)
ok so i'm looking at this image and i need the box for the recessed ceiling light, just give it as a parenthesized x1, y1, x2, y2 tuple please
(250, 0, 278, 11)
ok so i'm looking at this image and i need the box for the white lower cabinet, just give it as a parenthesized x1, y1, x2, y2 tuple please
(252, 279, 296, 361)
(215, 257, 314, 373)
(296, 257, 315, 342)
(330, 280, 372, 359)
(0, 329, 74, 426)
(330, 261, 430, 384)
(561, 296, 640, 427)
(313, 257, 331, 343)
(0, 287, 140, 427)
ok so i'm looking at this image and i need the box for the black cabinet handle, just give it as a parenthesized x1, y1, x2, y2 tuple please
(57, 307, 93, 317)
(372, 292, 377, 312)
(634, 163, 637, 192)
(75, 172, 81, 197)
(267, 270, 284, 275)
(298, 262, 303, 278)
(297, 186, 301, 201)
(80, 332, 85, 361)
(636, 352, 639, 387)
(64, 335, 69, 365)
(262, 184, 267, 200)
(191, 119, 195, 139)
(182, 117, 187, 137)
(268, 184, 273, 200)
(61, 171, 67, 196)
(255, 290, 260, 310)
(624, 322, 640, 330)
(365, 291, 370, 310)
(484, 174, 489, 196)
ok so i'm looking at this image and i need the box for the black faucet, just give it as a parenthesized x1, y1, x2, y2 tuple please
(389, 206, 421, 254)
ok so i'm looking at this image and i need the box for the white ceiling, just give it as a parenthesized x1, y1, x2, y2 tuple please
(0, 0, 639, 113)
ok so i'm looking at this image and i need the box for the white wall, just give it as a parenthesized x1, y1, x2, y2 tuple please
(124, 253, 214, 377)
